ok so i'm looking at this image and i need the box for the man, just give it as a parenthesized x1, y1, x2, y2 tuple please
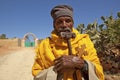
(32, 4, 104, 80)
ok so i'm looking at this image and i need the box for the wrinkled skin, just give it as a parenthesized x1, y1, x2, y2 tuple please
(54, 16, 73, 34)
(53, 55, 84, 73)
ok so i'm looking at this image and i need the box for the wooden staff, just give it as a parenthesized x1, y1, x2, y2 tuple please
(57, 29, 76, 80)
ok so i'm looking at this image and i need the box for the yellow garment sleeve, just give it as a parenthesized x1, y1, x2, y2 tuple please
(81, 34, 104, 80)
(32, 38, 55, 76)
(32, 43, 44, 76)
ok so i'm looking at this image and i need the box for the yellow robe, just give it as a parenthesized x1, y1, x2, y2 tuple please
(32, 28, 104, 80)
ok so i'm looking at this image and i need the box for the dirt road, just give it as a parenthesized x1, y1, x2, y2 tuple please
(0, 47, 35, 80)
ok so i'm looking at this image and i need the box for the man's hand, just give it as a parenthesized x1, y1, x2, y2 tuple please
(53, 55, 84, 73)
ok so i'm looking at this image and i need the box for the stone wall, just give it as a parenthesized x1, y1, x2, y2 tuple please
(0, 38, 21, 47)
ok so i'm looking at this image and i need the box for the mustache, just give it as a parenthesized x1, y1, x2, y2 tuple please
(58, 27, 71, 33)
(57, 27, 76, 39)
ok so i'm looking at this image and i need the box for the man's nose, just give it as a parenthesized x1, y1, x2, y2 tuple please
(62, 21, 67, 27)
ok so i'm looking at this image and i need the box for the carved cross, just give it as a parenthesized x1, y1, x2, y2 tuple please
(75, 44, 88, 58)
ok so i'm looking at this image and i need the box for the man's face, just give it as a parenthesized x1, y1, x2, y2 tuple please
(54, 16, 73, 33)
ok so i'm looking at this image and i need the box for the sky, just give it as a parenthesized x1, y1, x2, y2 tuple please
(0, 0, 120, 39)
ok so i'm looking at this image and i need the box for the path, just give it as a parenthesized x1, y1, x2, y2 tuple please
(0, 47, 35, 80)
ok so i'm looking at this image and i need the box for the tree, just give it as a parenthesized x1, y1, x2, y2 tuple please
(76, 12, 120, 74)
(0, 34, 7, 39)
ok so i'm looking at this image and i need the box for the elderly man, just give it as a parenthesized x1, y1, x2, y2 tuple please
(32, 4, 104, 80)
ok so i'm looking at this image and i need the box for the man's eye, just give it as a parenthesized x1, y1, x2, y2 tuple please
(56, 21, 62, 24)
(66, 19, 72, 23)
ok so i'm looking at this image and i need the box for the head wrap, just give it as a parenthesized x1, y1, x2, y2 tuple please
(51, 5, 73, 20)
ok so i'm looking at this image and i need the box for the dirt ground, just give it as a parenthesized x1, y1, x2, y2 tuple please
(0, 46, 35, 80)
(0, 46, 120, 80)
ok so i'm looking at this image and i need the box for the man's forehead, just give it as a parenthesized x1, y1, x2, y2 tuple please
(56, 16, 72, 21)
